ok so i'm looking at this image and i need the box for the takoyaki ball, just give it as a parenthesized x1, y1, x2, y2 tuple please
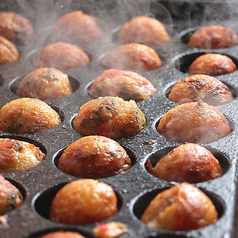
(93, 222, 129, 238)
(102, 43, 162, 73)
(141, 182, 218, 231)
(0, 36, 19, 65)
(187, 54, 237, 76)
(119, 16, 170, 46)
(49, 179, 118, 225)
(34, 42, 89, 71)
(39, 231, 85, 238)
(58, 135, 131, 178)
(157, 101, 231, 143)
(0, 138, 45, 173)
(168, 74, 234, 106)
(153, 143, 222, 183)
(188, 25, 238, 49)
(17, 68, 73, 100)
(52, 11, 102, 45)
(0, 98, 61, 134)
(89, 69, 156, 102)
(72, 96, 146, 138)
(0, 174, 23, 215)
(0, 12, 34, 41)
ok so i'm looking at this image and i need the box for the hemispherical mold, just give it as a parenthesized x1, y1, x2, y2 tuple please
(49, 105, 65, 124)
(144, 146, 230, 182)
(178, 26, 199, 45)
(32, 182, 123, 223)
(173, 52, 238, 74)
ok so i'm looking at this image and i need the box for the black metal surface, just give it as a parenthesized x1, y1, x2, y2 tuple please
(1, 0, 238, 238)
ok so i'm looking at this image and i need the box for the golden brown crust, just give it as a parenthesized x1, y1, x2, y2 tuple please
(168, 74, 234, 106)
(39, 231, 85, 238)
(72, 96, 146, 138)
(34, 42, 89, 71)
(0, 36, 19, 65)
(187, 54, 237, 76)
(102, 43, 162, 73)
(52, 11, 102, 45)
(188, 25, 238, 49)
(0, 98, 61, 134)
(153, 143, 222, 183)
(49, 179, 117, 225)
(0, 138, 45, 172)
(89, 69, 156, 101)
(141, 182, 218, 231)
(157, 101, 231, 143)
(17, 68, 73, 100)
(0, 174, 23, 215)
(119, 16, 170, 46)
(58, 135, 131, 178)
(0, 12, 34, 41)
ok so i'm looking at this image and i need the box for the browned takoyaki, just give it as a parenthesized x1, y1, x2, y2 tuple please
(58, 135, 131, 178)
(49, 179, 117, 225)
(93, 222, 129, 238)
(157, 101, 231, 143)
(0, 174, 23, 215)
(152, 143, 222, 183)
(17, 68, 73, 100)
(89, 69, 156, 101)
(0, 12, 34, 41)
(102, 43, 162, 73)
(0, 36, 19, 65)
(187, 54, 237, 76)
(72, 96, 146, 138)
(34, 42, 89, 71)
(39, 231, 85, 238)
(188, 25, 238, 49)
(52, 11, 102, 45)
(0, 138, 45, 172)
(141, 182, 218, 231)
(0, 98, 61, 134)
(168, 74, 234, 106)
(119, 16, 170, 46)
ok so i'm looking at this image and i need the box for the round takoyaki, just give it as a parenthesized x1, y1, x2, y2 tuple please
(49, 179, 118, 225)
(72, 96, 146, 138)
(187, 54, 237, 76)
(157, 101, 231, 143)
(89, 69, 156, 102)
(119, 16, 170, 46)
(102, 43, 162, 73)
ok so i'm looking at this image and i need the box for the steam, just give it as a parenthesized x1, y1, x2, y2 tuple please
(1, 0, 174, 72)
(2, 0, 238, 75)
